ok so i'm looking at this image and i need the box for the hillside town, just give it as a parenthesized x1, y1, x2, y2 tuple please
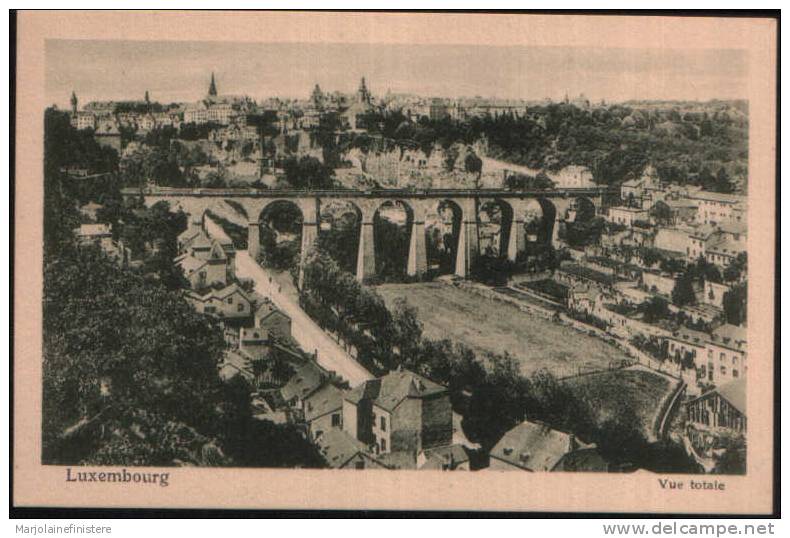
(46, 69, 748, 475)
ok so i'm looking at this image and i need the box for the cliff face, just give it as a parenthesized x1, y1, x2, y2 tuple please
(341, 143, 483, 189)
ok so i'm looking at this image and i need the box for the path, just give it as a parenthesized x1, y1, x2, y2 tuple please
(235, 250, 373, 386)
(481, 156, 543, 177)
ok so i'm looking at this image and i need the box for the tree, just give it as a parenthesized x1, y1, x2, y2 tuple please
(464, 152, 483, 178)
(43, 247, 226, 465)
(722, 282, 747, 326)
(671, 271, 697, 307)
(723, 252, 747, 282)
(282, 156, 335, 190)
(640, 296, 670, 323)
(713, 434, 746, 475)
(714, 167, 733, 194)
(216, 376, 326, 468)
(595, 402, 647, 465)
(390, 298, 424, 360)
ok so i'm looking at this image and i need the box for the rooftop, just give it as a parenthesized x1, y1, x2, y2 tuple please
(315, 429, 370, 469)
(346, 369, 447, 413)
(490, 420, 583, 471)
(281, 361, 328, 403)
(76, 223, 112, 237)
(690, 378, 746, 415)
(304, 383, 346, 422)
(710, 323, 747, 351)
(690, 191, 747, 204)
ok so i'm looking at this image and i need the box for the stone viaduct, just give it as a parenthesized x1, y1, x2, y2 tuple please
(124, 186, 617, 286)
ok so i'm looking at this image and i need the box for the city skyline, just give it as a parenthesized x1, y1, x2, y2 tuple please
(46, 40, 748, 109)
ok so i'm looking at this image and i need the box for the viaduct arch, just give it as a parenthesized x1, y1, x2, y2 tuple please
(127, 187, 613, 285)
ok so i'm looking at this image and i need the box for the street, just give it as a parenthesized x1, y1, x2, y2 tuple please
(235, 250, 373, 386)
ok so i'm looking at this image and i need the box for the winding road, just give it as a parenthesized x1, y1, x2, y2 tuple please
(235, 250, 373, 386)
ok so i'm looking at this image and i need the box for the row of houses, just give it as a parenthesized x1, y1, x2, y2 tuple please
(277, 365, 471, 470)
(275, 361, 610, 472)
(619, 165, 746, 226)
(173, 214, 308, 391)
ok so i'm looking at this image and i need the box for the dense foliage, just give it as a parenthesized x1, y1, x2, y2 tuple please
(43, 246, 227, 464)
(43, 109, 325, 468)
(351, 102, 747, 189)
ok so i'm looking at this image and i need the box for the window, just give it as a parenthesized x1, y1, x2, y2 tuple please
(733, 369, 739, 378)
(354, 461, 365, 470)
(227, 297, 233, 304)
(720, 366, 727, 375)
(237, 303, 245, 312)
(331, 413, 341, 427)
(380, 416, 386, 432)
(380, 438, 386, 452)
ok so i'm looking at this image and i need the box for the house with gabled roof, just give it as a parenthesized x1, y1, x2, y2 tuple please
(417, 444, 470, 471)
(281, 361, 330, 412)
(686, 378, 746, 434)
(314, 429, 386, 470)
(343, 369, 452, 456)
(488, 420, 594, 472)
(304, 383, 346, 440)
(184, 282, 252, 320)
(254, 298, 292, 340)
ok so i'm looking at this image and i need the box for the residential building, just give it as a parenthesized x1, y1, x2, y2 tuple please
(71, 112, 97, 131)
(93, 119, 122, 151)
(314, 429, 386, 469)
(429, 98, 450, 121)
(176, 243, 229, 290)
(665, 328, 709, 368)
(254, 299, 292, 340)
(704, 324, 747, 385)
(281, 361, 330, 411)
(654, 227, 691, 259)
(686, 378, 746, 433)
(343, 369, 452, 456)
(705, 231, 747, 269)
(690, 191, 748, 226)
(184, 282, 253, 319)
(79, 201, 104, 221)
(620, 165, 662, 208)
(416, 444, 470, 471)
(688, 223, 717, 261)
(304, 383, 346, 439)
(488, 420, 593, 472)
(608, 206, 649, 227)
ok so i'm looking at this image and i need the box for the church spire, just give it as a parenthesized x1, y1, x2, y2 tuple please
(208, 72, 217, 97)
(70, 91, 78, 114)
(357, 76, 370, 104)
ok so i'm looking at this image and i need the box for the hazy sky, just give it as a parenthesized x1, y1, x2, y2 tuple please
(46, 40, 748, 107)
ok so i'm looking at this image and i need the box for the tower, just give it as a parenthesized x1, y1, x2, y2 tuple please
(208, 72, 218, 97)
(144, 90, 150, 104)
(70, 91, 78, 115)
(311, 84, 324, 107)
(357, 77, 370, 104)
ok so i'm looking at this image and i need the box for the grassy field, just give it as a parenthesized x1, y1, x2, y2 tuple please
(563, 367, 676, 439)
(375, 282, 630, 378)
